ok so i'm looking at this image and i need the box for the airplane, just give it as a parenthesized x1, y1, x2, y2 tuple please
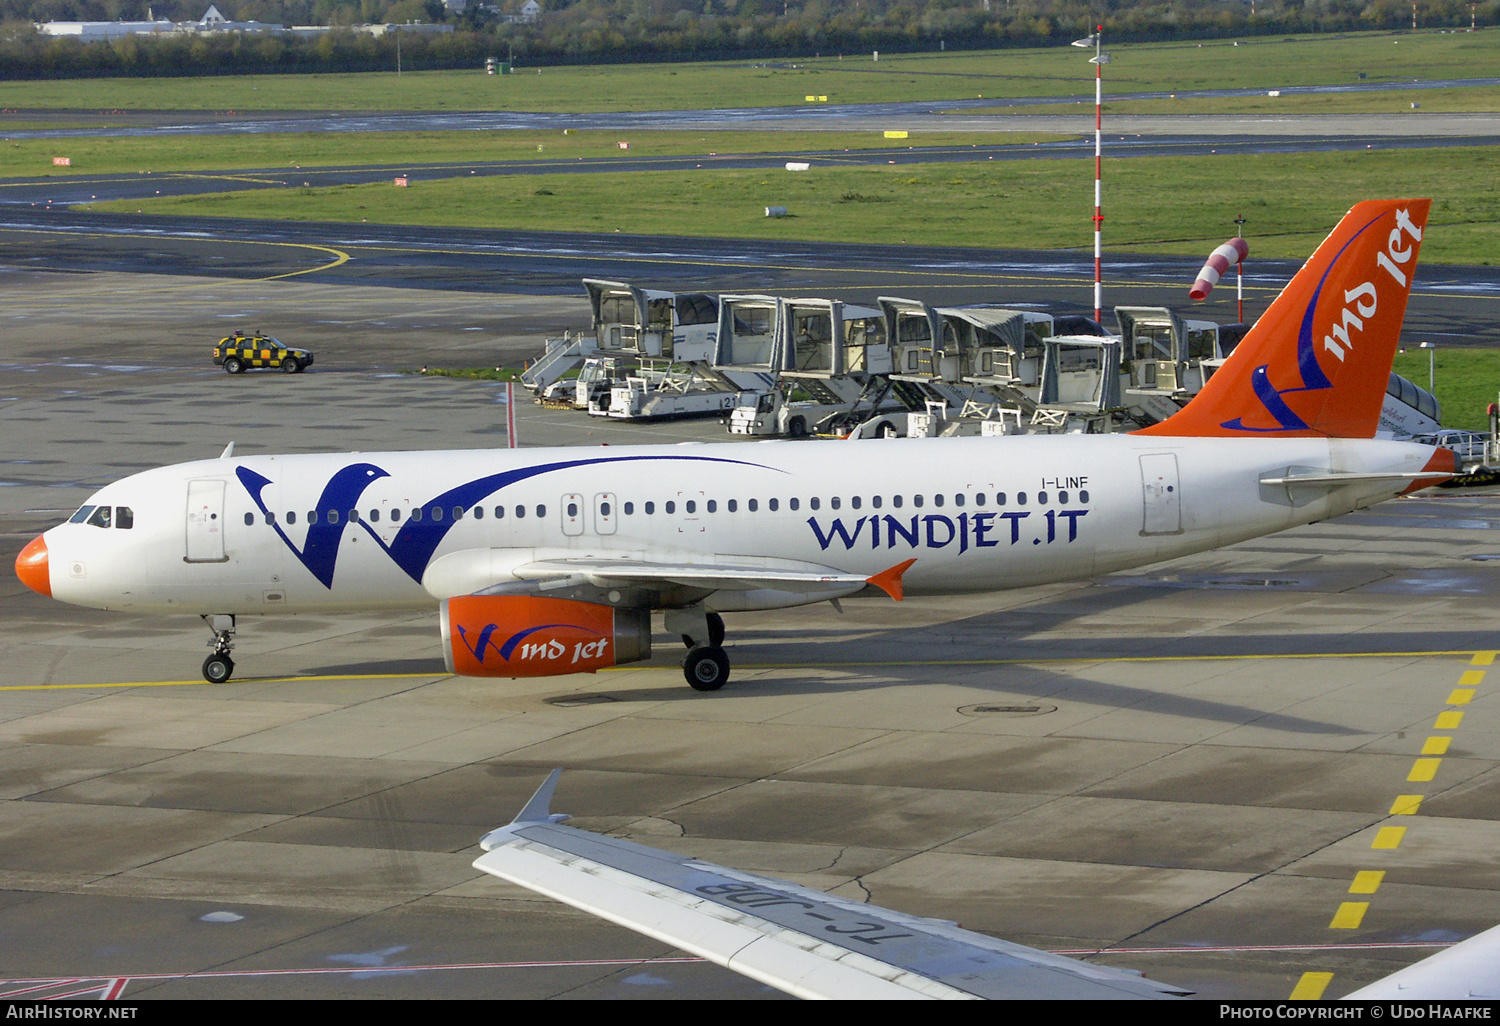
(475, 770, 1500, 1000)
(13, 199, 1454, 692)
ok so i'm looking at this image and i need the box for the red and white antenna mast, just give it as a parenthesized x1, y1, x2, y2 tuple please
(1073, 26, 1109, 323)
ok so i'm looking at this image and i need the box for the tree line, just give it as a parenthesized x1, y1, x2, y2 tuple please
(1, 0, 1496, 78)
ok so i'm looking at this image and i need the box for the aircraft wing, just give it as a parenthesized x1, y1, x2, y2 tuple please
(473, 771, 1188, 1001)
(426, 551, 917, 601)
(1343, 923, 1500, 1000)
(513, 556, 915, 599)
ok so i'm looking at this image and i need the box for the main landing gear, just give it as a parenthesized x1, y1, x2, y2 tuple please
(201, 613, 236, 684)
(667, 609, 729, 692)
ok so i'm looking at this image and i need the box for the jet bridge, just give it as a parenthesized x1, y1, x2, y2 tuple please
(585, 279, 719, 362)
(524, 280, 719, 401)
(599, 291, 775, 421)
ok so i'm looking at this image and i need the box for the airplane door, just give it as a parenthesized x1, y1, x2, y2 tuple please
(561, 493, 585, 537)
(185, 479, 228, 562)
(1140, 454, 1182, 535)
(594, 492, 617, 535)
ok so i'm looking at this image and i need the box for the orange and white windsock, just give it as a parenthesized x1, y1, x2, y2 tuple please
(1189, 237, 1249, 301)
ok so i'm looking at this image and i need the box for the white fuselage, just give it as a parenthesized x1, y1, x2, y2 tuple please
(41, 433, 1436, 617)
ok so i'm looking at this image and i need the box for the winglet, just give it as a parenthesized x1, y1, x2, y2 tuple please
(514, 768, 563, 823)
(479, 769, 565, 850)
(865, 558, 917, 601)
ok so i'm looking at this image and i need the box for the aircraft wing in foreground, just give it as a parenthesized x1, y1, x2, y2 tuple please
(473, 770, 1189, 1000)
(1343, 924, 1500, 1000)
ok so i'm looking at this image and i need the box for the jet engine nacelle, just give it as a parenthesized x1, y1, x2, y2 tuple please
(440, 595, 652, 677)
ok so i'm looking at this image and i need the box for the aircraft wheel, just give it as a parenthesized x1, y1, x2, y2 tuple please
(202, 653, 235, 684)
(223, 357, 244, 374)
(707, 612, 725, 648)
(683, 646, 729, 692)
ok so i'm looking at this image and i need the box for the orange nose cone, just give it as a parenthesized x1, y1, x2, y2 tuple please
(15, 535, 50, 598)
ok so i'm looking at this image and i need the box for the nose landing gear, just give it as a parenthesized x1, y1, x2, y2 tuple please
(201, 613, 236, 684)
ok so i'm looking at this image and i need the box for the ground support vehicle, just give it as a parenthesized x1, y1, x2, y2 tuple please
(213, 334, 313, 374)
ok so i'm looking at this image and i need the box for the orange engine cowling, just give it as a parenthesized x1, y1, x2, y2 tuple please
(440, 595, 651, 677)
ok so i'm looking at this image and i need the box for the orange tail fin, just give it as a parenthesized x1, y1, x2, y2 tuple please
(1136, 199, 1430, 439)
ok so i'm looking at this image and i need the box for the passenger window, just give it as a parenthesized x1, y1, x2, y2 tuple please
(666, 501, 676, 514)
(996, 493, 1007, 505)
(809, 498, 819, 511)
(453, 507, 464, 520)
(685, 500, 695, 513)
(769, 498, 778, 511)
(348, 509, 360, 522)
(933, 494, 943, 508)
(872, 495, 883, 509)
(893, 495, 903, 508)
(287, 511, 297, 525)
(914, 495, 924, 508)
(600, 502, 611, 517)
(644, 502, 654, 515)
(1016, 493, 1027, 506)
(850, 496, 860, 510)
(328, 510, 340, 524)
(1058, 491, 1068, 504)
(515, 506, 525, 519)
(975, 494, 985, 507)
(493, 506, 503, 519)
(431, 507, 443, 522)
(790, 498, 799, 511)
(623, 502, 633, 515)
(473, 506, 484, 520)
(370, 509, 380, 522)
(1038, 492, 1048, 504)
(309, 510, 319, 524)
(244, 512, 254, 527)
(536, 505, 545, 518)
(707, 500, 716, 513)
(1080, 490, 1090, 504)
(954, 494, 965, 508)
(265, 511, 277, 525)
(410, 507, 422, 522)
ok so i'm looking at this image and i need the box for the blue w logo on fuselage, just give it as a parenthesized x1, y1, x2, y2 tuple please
(237, 454, 774, 589)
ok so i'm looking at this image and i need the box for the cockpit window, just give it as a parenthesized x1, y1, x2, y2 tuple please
(116, 507, 134, 530)
(86, 505, 112, 529)
(69, 505, 96, 524)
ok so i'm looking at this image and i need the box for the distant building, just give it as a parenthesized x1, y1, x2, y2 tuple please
(37, 6, 285, 40)
(505, 1, 541, 23)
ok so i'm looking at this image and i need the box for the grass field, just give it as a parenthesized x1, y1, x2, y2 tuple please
(1, 30, 1497, 113)
(0, 129, 1068, 178)
(87, 146, 1500, 264)
(1392, 349, 1500, 431)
